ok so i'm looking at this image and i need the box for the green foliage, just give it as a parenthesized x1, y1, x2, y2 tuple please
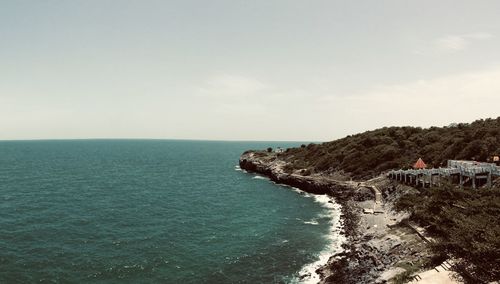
(395, 184, 500, 282)
(266, 147, 273, 153)
(282, 117, 500, 178)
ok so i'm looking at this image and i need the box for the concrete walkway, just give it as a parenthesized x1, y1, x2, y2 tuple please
(344, 181, 383, 204)
(410, 265, 459, 284)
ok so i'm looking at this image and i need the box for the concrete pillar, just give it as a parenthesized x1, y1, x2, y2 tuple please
(472, 174, 476, 190)
(459, 174, 463, 189)
(487, 172, 492, 189)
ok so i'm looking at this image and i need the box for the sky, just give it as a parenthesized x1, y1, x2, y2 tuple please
(1, 1, 500, 141)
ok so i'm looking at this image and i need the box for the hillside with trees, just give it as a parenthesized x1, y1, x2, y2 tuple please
(394, 184, 500, 282)
(272, 117, 500, 282)
(281, 117, 500, 179)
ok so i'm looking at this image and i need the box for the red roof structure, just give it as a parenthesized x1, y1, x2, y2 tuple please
(413, 158, 427, 169)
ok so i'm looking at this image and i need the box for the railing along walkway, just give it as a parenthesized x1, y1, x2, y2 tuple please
(388, 160, 500, 189)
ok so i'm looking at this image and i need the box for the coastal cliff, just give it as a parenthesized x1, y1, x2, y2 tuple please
(270, 118, 500, 180)
(239, 117, 500, 283)
(239, 151, 430, 284)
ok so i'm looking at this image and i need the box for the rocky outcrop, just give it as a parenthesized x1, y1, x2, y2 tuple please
(239, 151, 430, 284)
(239, 151, 374, 282)
(239, 151, 373, 201)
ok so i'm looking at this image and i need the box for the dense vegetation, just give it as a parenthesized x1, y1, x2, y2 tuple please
(395, 184, 500, 283)
(281, 117, 500, 179)
(265, 118, 500, 282)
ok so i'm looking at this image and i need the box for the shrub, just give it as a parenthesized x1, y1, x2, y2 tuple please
(395, 184, 500, 282)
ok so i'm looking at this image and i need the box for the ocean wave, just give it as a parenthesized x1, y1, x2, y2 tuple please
(294, 194, 346, 284)
(242, 171, 346, 283)
(252, 175, 269, 180)
(303, 219, 319, 225)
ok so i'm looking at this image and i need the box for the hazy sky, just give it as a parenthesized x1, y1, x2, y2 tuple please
(1, 1, 500, 141)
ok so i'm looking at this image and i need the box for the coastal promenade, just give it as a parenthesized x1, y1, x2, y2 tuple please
(388, 160, 500, 189)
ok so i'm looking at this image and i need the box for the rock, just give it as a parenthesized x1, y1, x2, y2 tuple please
(239, 151, 417, 284)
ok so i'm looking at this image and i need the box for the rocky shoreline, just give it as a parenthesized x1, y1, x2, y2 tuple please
(239, 151, 432, 284)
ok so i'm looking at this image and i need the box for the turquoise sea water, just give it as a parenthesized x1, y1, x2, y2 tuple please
(0, 140, 343, 283)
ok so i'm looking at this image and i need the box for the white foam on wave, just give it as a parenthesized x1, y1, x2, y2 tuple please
(252, 175, 269, 180)
(241, 170, 346, 283)
(303, 219, 319, 225)
(290, 187, 306, 195)
(234, 165, 247, 173)
(293, 194, 346, 284)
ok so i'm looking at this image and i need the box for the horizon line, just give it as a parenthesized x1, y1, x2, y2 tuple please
(0, 138, 318, 143)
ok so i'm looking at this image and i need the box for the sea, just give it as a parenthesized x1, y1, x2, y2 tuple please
(0, 140, 344, 283)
